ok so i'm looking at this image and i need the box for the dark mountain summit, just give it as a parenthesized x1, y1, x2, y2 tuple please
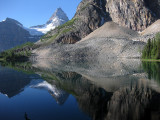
(0, 18, 41, 52)
(4, 18, 23, 26)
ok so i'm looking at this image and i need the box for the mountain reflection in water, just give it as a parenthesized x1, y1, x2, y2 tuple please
(0, 59, 160, 120)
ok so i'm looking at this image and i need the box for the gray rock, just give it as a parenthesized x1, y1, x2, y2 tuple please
(106, 0, 160, 31)
(32, 22, 145, 60)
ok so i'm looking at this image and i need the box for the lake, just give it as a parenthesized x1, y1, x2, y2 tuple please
(0, 59, 160, 120)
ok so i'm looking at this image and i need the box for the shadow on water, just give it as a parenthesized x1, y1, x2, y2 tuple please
(1, 59, 160, 120)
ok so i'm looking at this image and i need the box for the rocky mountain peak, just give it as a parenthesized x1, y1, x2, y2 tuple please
(47, 8, 69, 24)
(30, 8, 69, 34)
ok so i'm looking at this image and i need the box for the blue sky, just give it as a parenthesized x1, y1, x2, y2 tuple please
(0, 0, 81, 27)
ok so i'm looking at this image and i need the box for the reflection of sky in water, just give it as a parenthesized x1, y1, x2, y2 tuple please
(0, 65, 90, 120)
(0, 88, 89, 120)
(0, 61, 160, 120)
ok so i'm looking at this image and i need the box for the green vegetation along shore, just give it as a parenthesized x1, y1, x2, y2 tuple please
(0, 42, 34, 61)
(142, 33, 160, 60)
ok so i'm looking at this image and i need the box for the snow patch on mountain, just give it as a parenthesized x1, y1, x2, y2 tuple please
(30, 8, 69, 34)
(2, 19, 6, 22)
(23, 27, 44, 36)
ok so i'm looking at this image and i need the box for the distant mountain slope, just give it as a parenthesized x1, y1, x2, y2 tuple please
(30, 8, 69, 34)
(0, 18, 41, 52)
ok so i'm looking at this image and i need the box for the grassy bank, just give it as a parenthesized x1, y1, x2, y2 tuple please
(0, 42, 34, 61)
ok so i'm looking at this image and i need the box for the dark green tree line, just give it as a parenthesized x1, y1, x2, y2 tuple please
(142, 33, 160, 59)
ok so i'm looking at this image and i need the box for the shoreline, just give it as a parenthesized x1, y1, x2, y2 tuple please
(142, 59, 160, 62)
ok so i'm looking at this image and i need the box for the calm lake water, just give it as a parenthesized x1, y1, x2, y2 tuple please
(0, 60, 160, 120)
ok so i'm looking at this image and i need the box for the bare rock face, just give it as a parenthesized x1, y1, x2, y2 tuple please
(74, 0, 109, 30)
(144, 0, 160, 18)
(106, 0, 160, 31)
